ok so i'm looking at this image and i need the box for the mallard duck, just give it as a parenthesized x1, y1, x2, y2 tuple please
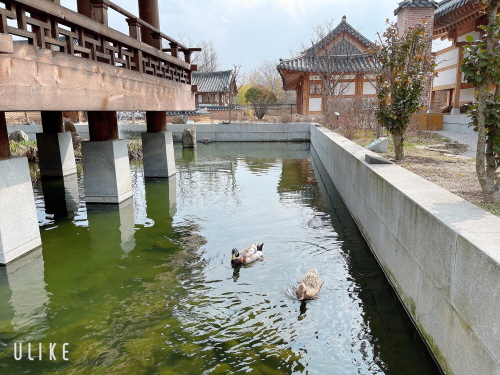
(231, 243, 264, 266)
(296, 268, 323, 300)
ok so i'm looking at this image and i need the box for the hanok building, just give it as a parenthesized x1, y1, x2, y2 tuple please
(430, 0, 485, 115)
(192, 70, 237, 108)
(277, 16, 376, 115)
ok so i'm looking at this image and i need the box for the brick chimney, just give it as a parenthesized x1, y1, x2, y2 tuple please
(395, 0, 438, 111)
(394, 0, 437, 37)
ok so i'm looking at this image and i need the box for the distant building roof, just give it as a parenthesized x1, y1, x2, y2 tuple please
(302, 16, 373, 55)
(394, 0, 438, 16)
(278, 18, 375, 75)
(192, 70, 234, 93)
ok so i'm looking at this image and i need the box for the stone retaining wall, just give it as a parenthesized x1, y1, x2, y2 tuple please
(310, 123, 500, 375)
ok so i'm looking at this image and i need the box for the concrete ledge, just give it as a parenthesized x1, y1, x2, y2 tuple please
(442, 114, 474, 134)
(169, 123, 311, 142)
(310, 123, 500, 375)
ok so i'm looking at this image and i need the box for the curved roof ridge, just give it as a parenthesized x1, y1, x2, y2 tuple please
(302, 17, 373, 55)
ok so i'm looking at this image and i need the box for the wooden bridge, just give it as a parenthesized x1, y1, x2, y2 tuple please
(0, 0, 199, 264)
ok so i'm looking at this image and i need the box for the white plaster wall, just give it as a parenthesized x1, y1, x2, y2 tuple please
(334, 82, 355, 96)
(363, 82, 377, 95)
(309, 97, 322, 111)
(460, 88, 475, 102)
(458, 31, 480, 42)
(434, 68, 457, 87)
(310, 124, 500, 375)
(436, 48, 458, 68)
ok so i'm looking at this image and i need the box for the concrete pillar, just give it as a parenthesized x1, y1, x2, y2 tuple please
(142, 111, 176, 178)
(82, 111, 132, 203)
(0, 157, 42, 265)
(37, 111, 77, 177)
(138, 0, 160, 47)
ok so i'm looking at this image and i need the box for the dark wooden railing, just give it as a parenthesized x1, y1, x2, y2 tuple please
(0, 0, 199, 84)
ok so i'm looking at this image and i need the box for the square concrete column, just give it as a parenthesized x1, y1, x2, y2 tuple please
(36, 132, 77, 176)
(141, 131, 176, 178)
(81, 140, 132, 203)
(0, 157, 42, 265)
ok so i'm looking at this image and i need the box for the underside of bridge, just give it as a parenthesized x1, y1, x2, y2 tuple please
(0, 0, 199, 264)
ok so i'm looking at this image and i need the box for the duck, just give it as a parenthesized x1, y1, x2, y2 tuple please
(296, 268, 323, 300)
(231, 243, 264, 266)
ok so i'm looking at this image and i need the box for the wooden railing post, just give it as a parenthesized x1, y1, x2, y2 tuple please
(169, 42, 178, 58)
(90, 0, 108, 25)
(126, 18, 141, 40)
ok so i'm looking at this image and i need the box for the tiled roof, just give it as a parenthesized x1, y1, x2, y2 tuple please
(192, 70, 233, 93)
(394, 0, 438, 15)
(277, 53, 374, 73)
(302, 16, 373, 55)
(434, 0, 469, 18)
(278, 38, 374, 73)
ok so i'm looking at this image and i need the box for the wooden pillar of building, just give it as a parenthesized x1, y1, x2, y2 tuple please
(146, 111, 166, 133)
(0, 112, 10, 159)
(138, 0, 160, 47)
(88, 111, 119, 141)
(452, 46, 464, 115)
(41, 111, 64, 133)
(77, 0, 94, 19)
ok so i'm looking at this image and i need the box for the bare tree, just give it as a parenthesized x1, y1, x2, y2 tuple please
(226, 64, 241, 124)
(175, 34, 220, 72)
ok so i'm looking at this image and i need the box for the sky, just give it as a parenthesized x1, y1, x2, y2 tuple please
(60, 0, 441, 74)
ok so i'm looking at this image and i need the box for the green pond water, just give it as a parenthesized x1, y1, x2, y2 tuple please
(0, 142, 441, 374)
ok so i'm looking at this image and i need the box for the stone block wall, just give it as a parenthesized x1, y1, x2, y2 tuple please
(310, 123, 500, 375)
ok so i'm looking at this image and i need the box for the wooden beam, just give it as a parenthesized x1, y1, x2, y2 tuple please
(0, 112, 10, 159)
(88, 111, 118, 141)
(0, 43, 194, 111)
(41, 111, 64, 133)
(146, 111, 166, 132)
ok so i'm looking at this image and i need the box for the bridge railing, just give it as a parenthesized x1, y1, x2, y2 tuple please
(0, 0, 198, 85)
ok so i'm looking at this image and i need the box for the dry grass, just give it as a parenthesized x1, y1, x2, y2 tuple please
(351, 129, 500, 217)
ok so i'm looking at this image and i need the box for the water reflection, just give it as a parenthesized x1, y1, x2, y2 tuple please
(0, 248, 49, 342)
(40, 175, 79, 220)
(86, 198, 136, 257)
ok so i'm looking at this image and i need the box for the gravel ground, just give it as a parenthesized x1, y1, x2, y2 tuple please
(434, 130, 478, 158)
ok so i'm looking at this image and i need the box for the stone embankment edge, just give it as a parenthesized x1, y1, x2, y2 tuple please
(310, 123, 500, 375)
